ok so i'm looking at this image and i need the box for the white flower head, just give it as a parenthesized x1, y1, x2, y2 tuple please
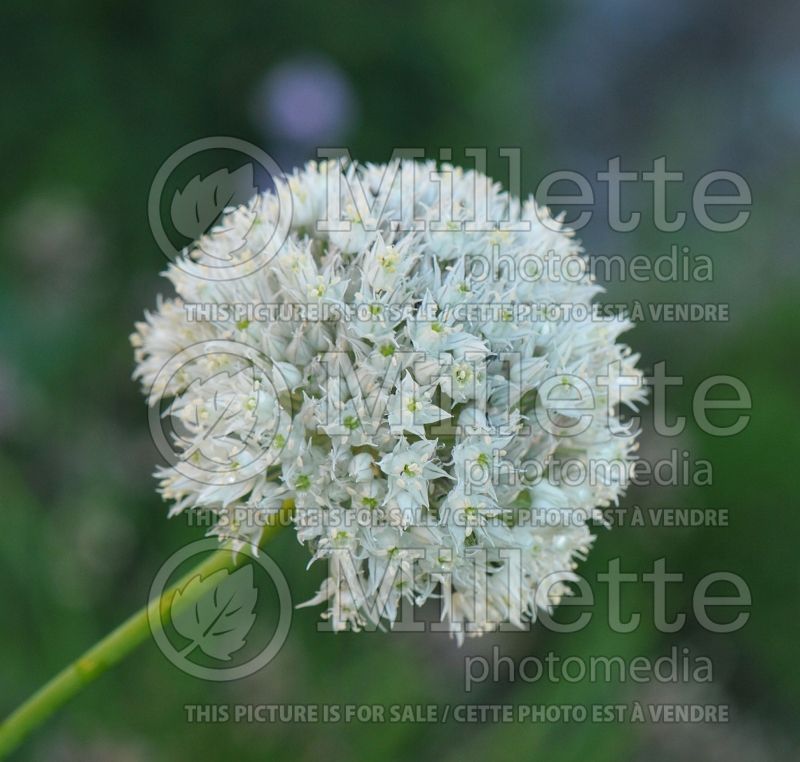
(133, 158, 645, 641)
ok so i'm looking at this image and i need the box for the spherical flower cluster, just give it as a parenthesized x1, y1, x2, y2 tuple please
(132, 159, 644, 640)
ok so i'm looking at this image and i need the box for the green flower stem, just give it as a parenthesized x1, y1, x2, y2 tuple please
(0, 510, 290, 760)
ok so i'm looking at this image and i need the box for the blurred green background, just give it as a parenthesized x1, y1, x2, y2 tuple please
(1, 1, 798, 759)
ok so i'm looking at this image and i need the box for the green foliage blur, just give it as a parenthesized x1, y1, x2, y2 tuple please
(1, 1, 798, 759)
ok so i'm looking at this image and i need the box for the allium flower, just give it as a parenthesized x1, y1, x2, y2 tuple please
(132, 159, 645, 641)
